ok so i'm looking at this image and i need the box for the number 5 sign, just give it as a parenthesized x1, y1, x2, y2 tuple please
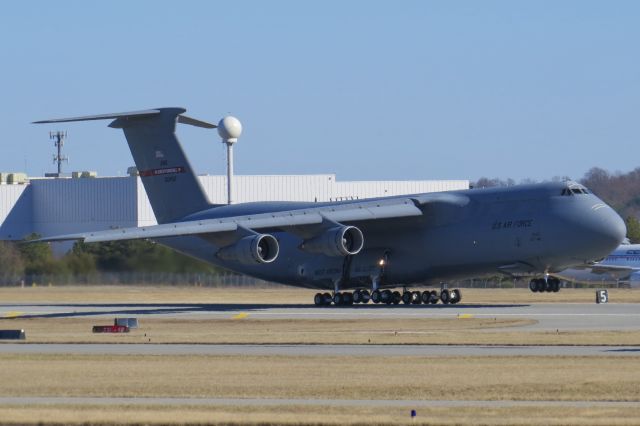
(596, 290, 608, 304)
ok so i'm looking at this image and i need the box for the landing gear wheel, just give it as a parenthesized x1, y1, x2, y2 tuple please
(529, 279, 538, 292)
(551, 279, 560, 292)
(440, 289, 451, 304)
(322, 293, 332, 305)
(450, 289, 461, 304)
(333, 292, 344, 306)
(360, 290, 371, 303)
(353, 290, 363, 304)
(371, 290, 381, 304)
(429, 290, 439, 304)
(392, 291, 401, 305)
(314, 293, 324, 306)
(402, 292, 412, 304)
(381, 289, 392, 305)
(538, 279, 547, 292)
(411, 291, 421, 304)
(421, 291, 431, 304)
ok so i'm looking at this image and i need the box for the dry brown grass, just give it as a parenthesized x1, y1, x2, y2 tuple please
(2, 404, 640, 426)
(1, 354, 639, 402)
(1, 285, 639, 304)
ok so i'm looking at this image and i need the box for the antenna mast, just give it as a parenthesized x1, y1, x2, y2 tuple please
(50, 131, 68, 175)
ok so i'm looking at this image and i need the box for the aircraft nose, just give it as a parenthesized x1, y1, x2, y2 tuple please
(608, 210, 627, 245)
(586, 205, 626, 252)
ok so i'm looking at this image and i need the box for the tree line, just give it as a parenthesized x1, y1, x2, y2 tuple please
(0, 236, 220, 277)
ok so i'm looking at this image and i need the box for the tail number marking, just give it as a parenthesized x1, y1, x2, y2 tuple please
(140, 166, 186, 178)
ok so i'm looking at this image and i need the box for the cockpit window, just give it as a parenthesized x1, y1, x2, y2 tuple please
(561, 185, 590, 196)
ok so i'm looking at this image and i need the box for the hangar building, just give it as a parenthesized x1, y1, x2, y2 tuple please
(0, 173, 468, 241)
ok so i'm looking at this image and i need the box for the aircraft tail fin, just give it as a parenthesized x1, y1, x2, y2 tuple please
(35, 108, 216, 223)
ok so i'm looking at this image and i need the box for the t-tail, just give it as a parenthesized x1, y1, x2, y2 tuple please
(34, 108, 217, 223)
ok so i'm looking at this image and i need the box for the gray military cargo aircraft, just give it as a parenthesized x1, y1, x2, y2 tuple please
(34, 108, 626, 306)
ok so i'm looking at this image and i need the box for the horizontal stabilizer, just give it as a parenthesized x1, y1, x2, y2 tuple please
(177, 115, 217, 129)
(33, 108, 216, 129)
(33, 109, 162, 124)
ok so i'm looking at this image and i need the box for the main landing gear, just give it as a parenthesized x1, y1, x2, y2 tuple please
(529, 277, 560, 293)
(313, 288, 462, 306)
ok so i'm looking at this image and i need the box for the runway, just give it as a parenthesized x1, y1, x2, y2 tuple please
(0, 396, 638, 408)
(2, 301, 639, 331)
(0, 343, 639, 356)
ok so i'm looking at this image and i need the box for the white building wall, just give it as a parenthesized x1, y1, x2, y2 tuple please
(31, 177, 139, 236)
(197, 175, 335, 204)
(0, 184, 31, 239)
(136, 178, 156, 227)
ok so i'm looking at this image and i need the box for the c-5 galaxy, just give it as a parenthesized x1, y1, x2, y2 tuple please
(35, 108, 626, 306)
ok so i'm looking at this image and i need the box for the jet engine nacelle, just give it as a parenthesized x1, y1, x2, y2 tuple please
(217, 234, 279, 264)
(302, 226, 364, 256)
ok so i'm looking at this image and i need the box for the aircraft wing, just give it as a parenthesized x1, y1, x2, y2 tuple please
(36, 197, 427, 243)
(580, 264, 637, 276)
(549, 263, 639, 284)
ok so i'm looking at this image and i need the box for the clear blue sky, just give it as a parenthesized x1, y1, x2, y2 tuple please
(1, 1, 638, 182)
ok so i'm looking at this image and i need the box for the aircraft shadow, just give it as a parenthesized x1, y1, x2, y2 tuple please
(0, 302, 529, 320)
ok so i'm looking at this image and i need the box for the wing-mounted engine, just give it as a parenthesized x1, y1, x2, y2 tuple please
(301, 225, 364, 257)
(216, 233, 279, 264)
(204, 225, 279, 265)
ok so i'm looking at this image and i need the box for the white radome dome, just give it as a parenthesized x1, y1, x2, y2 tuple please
(218, 116, 242, 144)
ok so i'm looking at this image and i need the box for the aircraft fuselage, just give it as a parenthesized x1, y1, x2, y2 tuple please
(159, 181, 625, 291)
